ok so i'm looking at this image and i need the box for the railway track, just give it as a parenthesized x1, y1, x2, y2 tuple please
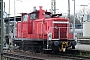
(3, 51, 45, 60)
(3, 50, 90, 60)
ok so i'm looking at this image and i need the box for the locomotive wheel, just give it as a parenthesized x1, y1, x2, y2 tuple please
(72, 45, 75, 49)
(71, 41, 76, 49)
(51, 43, 59, 54)
(34, 47, 40, 53)
(23, 46, 27, 52)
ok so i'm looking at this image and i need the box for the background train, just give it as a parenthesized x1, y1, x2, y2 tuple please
(8, 6, 77, 52)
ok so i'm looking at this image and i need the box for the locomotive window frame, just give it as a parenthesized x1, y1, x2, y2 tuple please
(45, 12, 51, 18)
(22, 14, 28, 22)
(30, 11, 38, 20)
(45, 14, 51, 18)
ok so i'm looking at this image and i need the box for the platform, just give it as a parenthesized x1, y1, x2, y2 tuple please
(75, 43, 90, 51)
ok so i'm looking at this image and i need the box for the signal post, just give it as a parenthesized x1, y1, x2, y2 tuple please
(0, 0, 3, 60)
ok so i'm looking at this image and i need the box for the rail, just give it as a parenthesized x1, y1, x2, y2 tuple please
(3, 51, 45, 60)
(3, 50, 90, 60)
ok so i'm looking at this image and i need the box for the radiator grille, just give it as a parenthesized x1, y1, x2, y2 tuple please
(54, 23, 67, 39)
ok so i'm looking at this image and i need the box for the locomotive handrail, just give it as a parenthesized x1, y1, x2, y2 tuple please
(46, 27, 70, 50)
(47, 27, 72, 40)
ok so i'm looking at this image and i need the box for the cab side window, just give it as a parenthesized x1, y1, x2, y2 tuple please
(30, 11, 38, 20)
(22, 14, 28, 22)
(30, 13, 38, 20)
(45, 14, 51, 18)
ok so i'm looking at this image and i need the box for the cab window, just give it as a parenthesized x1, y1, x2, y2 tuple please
(30, 12, 38, 20)
(45, 14, 51, 18)
(22, 14, 28, 22)
(45, 12, 51, 18)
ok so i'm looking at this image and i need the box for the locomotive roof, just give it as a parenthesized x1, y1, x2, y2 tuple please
(30, 10, 52, 14)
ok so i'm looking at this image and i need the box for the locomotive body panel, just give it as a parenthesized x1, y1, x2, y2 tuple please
(17, 17, 73, 40)
(22, 22, 28, 38)
(28, 22, 33, 34)
(52, 19, 70, 40)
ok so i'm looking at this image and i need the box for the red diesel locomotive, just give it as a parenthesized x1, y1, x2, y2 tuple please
(13, 6, 76, 52)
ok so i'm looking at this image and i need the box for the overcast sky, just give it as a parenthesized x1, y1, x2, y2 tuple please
(3, 0, 90, 17)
